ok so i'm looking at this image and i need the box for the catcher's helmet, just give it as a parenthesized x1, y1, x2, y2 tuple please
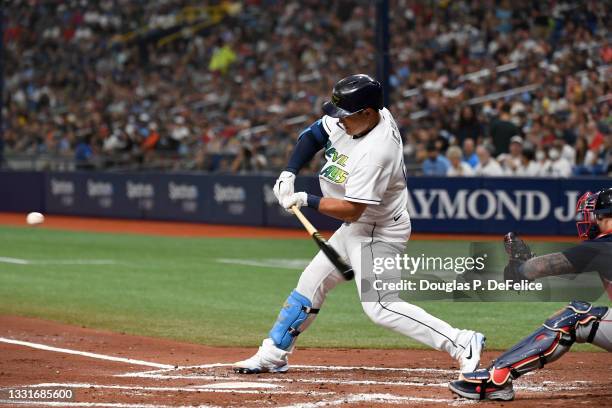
(322, 74, 383, 118)
(576, 187, 612, 240)
(594, 187, 612, 217)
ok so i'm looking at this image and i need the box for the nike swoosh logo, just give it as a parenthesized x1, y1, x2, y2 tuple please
(393, 214, 401, 221)
(466, 345, 473, 360)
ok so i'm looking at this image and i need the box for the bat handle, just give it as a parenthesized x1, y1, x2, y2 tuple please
(291, 205, 318, 236)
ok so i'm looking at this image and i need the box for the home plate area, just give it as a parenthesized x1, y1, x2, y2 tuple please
(112, 363, 476, 407)
(4, 359, 612, 408)
(1, 316, 610, 407)
(20, 364, 602, 408)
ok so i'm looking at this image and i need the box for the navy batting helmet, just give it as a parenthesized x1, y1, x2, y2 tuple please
(322, 74, 384, 118)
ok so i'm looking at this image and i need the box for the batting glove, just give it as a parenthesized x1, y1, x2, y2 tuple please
(281, 192, 307, 213)
(273, 171, 296, 205)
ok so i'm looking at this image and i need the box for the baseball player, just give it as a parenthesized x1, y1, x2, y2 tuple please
(449, 187, 612, 401)
(233, 74, 485, 375)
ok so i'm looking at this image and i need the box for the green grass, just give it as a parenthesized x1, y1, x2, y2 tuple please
(0, 226, 607, 351)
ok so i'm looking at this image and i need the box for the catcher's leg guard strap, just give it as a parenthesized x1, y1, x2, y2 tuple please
(587, 321, 599, 343)
(269, 290, 319, 350)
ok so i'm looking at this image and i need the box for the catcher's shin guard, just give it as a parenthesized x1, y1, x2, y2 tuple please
(485, 300, 608, 385)
(269, 290, 319, 350)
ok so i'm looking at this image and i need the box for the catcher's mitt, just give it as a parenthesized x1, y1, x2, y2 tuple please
(503, 232, 535, 282)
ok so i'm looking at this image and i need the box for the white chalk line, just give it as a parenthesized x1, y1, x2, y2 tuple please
(116, 363, 227, 377)
(0, 337, 173, 369)
(118, 372, 450, 388)
(118, 362, 455, 378)
(292, 364, 455, 373)
(26, 383, 335, 396)
(194, 381, 279, 389)
(216, 258, 309, 270)
(0, 256, 118, 265)
(117, 373, 223, 380)
(115, 372, 582, 393)
(257, 377, 451, 388)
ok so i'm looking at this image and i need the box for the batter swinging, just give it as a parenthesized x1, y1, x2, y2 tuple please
(233, 74, 485, 375)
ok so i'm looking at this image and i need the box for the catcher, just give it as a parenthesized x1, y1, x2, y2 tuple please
(449, 187, 612, 401)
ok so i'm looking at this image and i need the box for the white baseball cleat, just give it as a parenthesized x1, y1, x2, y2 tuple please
(459, 332, 486, 374)
(233, 338, 289, 374)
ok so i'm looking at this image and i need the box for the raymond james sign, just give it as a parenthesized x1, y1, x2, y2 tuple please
(404, 177, 610, 235)
(407, 189, 579, 222)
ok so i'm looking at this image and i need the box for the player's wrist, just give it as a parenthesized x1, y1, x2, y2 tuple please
(306, 194, 321, 210)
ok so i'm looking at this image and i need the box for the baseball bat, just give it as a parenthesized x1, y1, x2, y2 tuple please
(291, 205, 354, 281)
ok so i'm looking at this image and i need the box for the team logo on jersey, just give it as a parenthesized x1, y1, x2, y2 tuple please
(322, 142, 349, 184)
(321, 165, 348, 184)
(324, 142, 349, 166)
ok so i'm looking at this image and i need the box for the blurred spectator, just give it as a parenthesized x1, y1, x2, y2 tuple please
(592, 132, 612, 175)
(208, 41, 237, 75)
(462, 138, 479, 168)
(74, 136, 94, 170)
(475, 145, 504, 176)
(553, 135, 576, 165)
(422, 141, 450, 176)
(454, 106, 483, 144)
(546, 146, 572, 177)
(515, 145, 541, 176)
(142, 123, 160, 152)
(574, 136, 590, 171)
(498, 135, 524, 174)
(489, 104, 521, 155)
(535, 148, 552, 175)
(446, 146, 474, 177)
(230, 143, 267, 173)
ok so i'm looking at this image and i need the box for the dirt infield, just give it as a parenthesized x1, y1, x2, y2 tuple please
(0, 212, 578, 242)
(0, 316, 610, 407)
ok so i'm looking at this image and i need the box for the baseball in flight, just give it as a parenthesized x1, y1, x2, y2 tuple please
(26, 212, 45, 225)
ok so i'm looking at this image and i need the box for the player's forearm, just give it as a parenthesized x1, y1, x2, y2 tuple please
(520, 253, 576, 280)
(312, 197, 367, 223)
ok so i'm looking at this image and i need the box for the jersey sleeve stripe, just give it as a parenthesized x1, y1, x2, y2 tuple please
(321, 116, 333, 135)
(344, 196, 381, 204)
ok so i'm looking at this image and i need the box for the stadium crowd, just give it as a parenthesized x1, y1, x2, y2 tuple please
(3, 0, 611, 177)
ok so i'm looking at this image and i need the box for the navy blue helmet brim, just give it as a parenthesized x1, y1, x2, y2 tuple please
(322, 101, 354, 118)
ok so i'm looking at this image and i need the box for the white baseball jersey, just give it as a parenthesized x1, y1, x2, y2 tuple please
(318, 108, 409, 225)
